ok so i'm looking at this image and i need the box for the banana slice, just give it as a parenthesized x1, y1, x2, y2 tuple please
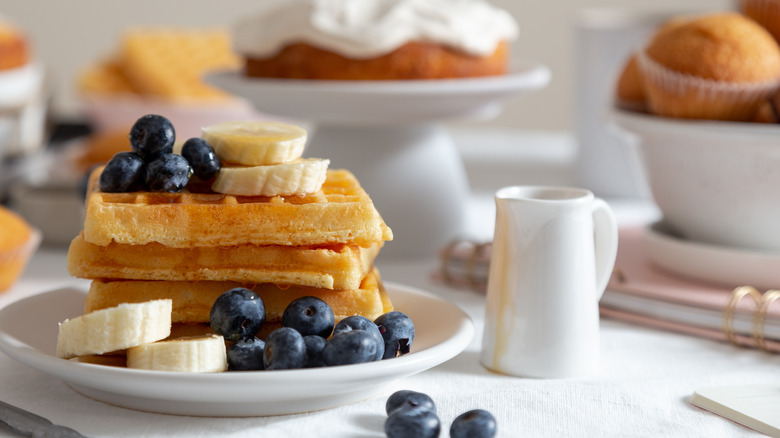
(211, 158, 330, 197)
(201, 121, 307, 166)
(57, 300, 172, 359)
(127, 334, 227, 373)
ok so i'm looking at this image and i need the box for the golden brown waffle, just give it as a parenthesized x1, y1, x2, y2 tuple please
(85, 269, 393, 325)
(83, 167, 393, 248)
(67, 232, 380, 290)
(118, 28, 240, 101)
(78, 59, 138, 96)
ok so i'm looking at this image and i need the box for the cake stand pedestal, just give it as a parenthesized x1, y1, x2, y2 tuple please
(208, 63, 550, 258)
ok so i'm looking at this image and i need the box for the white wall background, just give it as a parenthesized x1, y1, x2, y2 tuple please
(0, 0, 730, 131)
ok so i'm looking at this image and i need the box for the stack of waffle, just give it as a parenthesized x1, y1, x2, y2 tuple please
(67, 154, 393, 338)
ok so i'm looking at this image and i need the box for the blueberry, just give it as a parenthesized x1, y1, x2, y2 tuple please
(99, 152, 145, 192)
(303, 335, 327, 368)
(333, 315, 384, 361)
(282, 296, 335, 338)
(209, 288, 266, 342)
(181, 137, 220, 180)
(227, 337, 265, 371)
(385, 390, 436, 416)
(384, 405, 441, 438)
(264, 327, 306, 370)
(450, 409, 497, 438)
(145, 153, 192, 192)
(322, 330, 379, 366)
(129, 114, 175, 161)
(375, 311, 415, 359)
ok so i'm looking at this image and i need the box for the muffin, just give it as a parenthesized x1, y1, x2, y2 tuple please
(637, 12, 780, 121)
(751, 95, 780, 122)
(740, 0, 780, 43)
(233, 0, 518, 80)
(0, 206, 39, 292)
(0, 20, 28, 71)
(614, 54, 647, 112)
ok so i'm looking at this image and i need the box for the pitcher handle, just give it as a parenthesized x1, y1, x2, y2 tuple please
(592, 198, 618, 301)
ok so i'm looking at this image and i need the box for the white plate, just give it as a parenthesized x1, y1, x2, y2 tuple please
(0, 283, 473, 417)
(643, 221, 780, 290)
(205, 62, 551, 125)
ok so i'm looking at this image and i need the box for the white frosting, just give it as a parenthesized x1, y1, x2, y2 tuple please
(234, 0, 519, 59)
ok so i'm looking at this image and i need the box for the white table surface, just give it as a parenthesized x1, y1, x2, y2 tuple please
(1, 128, 779, 437)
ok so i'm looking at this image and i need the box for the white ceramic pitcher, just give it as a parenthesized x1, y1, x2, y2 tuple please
(480, 186, 618, 378)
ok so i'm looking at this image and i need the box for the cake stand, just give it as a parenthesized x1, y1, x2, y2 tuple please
(207, 62, 550, 258)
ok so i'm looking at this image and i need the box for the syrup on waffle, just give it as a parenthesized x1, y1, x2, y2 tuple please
(83, 167, 393, 248)
(85, 269, 393, 325)
(68, 232, 380, 290)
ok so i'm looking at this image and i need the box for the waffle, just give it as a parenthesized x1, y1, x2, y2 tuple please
(83, 167, 393, 248)
(67, 232, 380, 290)
(118, 28, 241, 101)
(78, 59, 137, 95)
(84, 269, 393, 325)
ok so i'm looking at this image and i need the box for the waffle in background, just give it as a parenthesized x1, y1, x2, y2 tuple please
(77, 27, 261, 141)
(79, 28, 241, 102)
(78, 59, 137, 96)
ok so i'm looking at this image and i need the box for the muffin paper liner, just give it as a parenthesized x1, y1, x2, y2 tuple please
(637, 50, 780, 120)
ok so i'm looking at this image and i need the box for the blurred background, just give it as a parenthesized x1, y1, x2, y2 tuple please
(0, 0, 733, 255)
(0, 0, 729, 130)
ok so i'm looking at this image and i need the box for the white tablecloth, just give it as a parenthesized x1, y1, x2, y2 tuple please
(1, 129, 778, 437)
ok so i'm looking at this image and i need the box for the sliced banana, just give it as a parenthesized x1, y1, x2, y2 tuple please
(211, 158, 330, 197)
(202, 121, 307, 166)
(57, 300, 172, 359)
(127, 334, 227, 373)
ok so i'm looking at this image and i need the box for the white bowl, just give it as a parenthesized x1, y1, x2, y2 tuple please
(610, 108, 780, 253)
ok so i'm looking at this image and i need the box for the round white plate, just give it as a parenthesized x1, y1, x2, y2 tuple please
(643, 221, 780, 290)
(0, 283, 473, 417)
(205, 62, 551, 125)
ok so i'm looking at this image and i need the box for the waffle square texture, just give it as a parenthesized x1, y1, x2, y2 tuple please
(84, 269, 393, 324)
(67, 232, 380, 290)
(83, 167, 393, 248)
